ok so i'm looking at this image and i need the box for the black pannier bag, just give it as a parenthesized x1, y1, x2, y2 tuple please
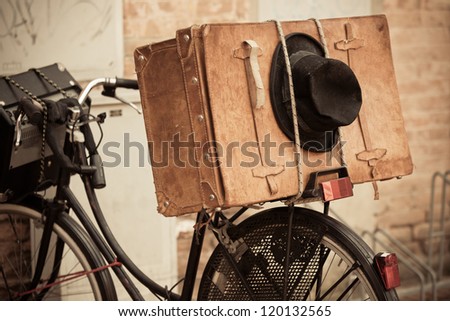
(0, 63, 85, 202)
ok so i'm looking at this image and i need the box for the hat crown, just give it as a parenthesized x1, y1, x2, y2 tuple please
(291, 54, 362, 131)
(270, 33, 362, 152)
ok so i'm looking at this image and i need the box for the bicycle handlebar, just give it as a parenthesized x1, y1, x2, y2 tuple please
(18, 76, 138, 176)
(110, 77, 139, 90)
(78, 77, 139, 106)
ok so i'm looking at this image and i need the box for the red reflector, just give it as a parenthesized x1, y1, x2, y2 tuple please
(375, 252, 401, 290)
(319, 177, 353, 201)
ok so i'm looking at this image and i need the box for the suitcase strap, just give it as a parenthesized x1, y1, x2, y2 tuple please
(176, 27, 222, 209)
(335, 22, 387, 199)
(234, 39, 284, 195)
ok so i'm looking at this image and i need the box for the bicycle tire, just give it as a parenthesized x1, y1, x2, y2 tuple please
(198, 206, 398, 301)
(0, 203, 117, 300)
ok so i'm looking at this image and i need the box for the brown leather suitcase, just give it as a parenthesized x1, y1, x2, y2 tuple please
(134, 15, 413, 217)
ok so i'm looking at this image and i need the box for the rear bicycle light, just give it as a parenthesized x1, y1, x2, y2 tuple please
(319, 176, 353, 201)
(374, 252, 401, 290)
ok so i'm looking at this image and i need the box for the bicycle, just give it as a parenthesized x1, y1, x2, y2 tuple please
(0, 65, 399, 301)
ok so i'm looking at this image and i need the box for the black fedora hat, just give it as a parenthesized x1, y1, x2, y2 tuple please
(269, 33, 362, 152)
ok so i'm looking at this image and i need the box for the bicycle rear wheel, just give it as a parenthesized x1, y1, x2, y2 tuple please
(0, 203, 117, 300)
(198, 206, 398, 301)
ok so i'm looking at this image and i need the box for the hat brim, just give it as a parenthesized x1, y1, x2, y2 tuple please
(269, 33, 337, 152)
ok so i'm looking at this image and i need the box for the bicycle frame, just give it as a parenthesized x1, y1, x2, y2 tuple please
(12, 76, 400, 301)
(40, 137, 210, 300)
(24, 112, 352, 301)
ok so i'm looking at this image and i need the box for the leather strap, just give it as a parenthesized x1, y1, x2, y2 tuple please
(235, 39, 284, 195)
(336, 22, 385, 199)
(176, 27, 223, 209)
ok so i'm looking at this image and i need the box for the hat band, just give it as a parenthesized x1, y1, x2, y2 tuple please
(289, 51, 315, 66)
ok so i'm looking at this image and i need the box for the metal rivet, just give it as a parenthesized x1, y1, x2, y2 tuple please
(163, 201, 169, 207)
(183, 34, 190, 42)
(197, 115, 204, 122)
(138, 54, 145, 61)
(191, 76, 198, 84)
(209, 194, 215, 201)
(57, 63, 66, 72)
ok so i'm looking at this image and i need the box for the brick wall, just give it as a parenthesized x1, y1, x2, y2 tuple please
(123, 0, 252, 78)
(373, 0, 450, 271)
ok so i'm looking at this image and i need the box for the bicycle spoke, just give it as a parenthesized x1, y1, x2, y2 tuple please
(254, 253, 284, 299)
(286, 245, 330, 300)
(6, 214, 40, 296)
(0, 264, 13, 300)
(336, 278, 360, 301)
(7, 215, 28, 292)
(318, 262, 360, 300)
(4, 251, 29, 295)
(310, 245, 331, 300)
(313, 251, 338, 299)
(283, 205, 294, 300)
